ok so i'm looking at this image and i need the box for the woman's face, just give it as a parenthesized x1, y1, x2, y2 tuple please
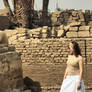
(69, 42, 74, 53)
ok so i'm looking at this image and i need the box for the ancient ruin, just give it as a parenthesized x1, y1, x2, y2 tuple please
(0, 0, 92, 92)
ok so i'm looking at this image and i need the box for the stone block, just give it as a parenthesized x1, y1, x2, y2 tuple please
(70, 22, 81, 26)
(59, 25, 64, 30)
(0, 45, 23, 92)
(66, 31, 78, 37)
(64, 25, 70, 31)
(69, 27, 78, 31)
(79, 26, 90, 31)
(57, 30, 65, 37)
(78, 31, 89, 37)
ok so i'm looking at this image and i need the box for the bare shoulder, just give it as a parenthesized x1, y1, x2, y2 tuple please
(79, 55, 83, 59)
(68, 54, 71, 57)
(78, 55, 83, 62)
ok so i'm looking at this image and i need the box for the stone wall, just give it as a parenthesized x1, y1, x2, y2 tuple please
(4, 25, 92, 42)
(3, 28, 92, 92)
(1, 9, 92, 30)
(0, 44, 23, 92)
(49, 9, 92, 26)
(34, 9, 92, 27)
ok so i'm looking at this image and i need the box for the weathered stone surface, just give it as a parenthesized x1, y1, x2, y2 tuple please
(78, 31, 90, 37)
(0, 28, 92, 92)
(0, 16, 11, 30)
(59, 25, 64, 30)
(0, 45, 23, 92)
(64, 25, 70, 31)
(79, 26, 90, 31)
(23, 90, 32, 92)
(88, 21, 92, 27)
(69, 27, 78, 31)
(0, 8, 92, 92)
(70, 22, 81, 26)
(57, 30, 65, 37)
(66, 31, 78, 37)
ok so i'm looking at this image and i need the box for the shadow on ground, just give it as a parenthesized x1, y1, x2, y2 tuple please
(23, 76, 42, 92)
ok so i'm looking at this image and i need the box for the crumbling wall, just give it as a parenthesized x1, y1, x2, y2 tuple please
(3, 28, 92, 92)
(33, 9, 92, 27)
(0, 44, 23, 92)
(4, 24, 92, 41)
(0, 9, 92, 30)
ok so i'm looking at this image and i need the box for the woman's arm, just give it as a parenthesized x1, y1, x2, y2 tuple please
(63, 55, 69, 80)
(63, 67, 68, 80)
(78, 57, 84, 82)
(77, 57, 84, 90)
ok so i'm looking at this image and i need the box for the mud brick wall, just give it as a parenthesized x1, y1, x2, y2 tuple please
(8, 38, 92, 90)
(3, 28, 92, 91)
(4, 25, 92, 42)
(0, 44, 23, 92)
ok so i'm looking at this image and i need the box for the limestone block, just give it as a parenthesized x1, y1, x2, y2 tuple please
(5, 30, 18, 37)
(90, 28, 92, 33)
(72, 17, 79, 20)
(88, 21, 92, 27)
(42, 26, 48, 33)
(9, 35, 18, 41)
(51, 27, 56, 37)
(78, 10, 84, 20)
(79, 26, 90, 31)
(66, 31, 78, 37)
(90, 28, 92, 37)
(59, 25, 64, 30)
(80, 22, 86, 26)
(17, 33, 26, 37)
(68, 16, 73, 21)
(64, 25, 70, 31)
(69, 27, 78, 31)
(42, 34, 48, 38)
(16, 28, 28, 33)
(90, 32, 92, 37)
(70, 22, 81, 27)
(51, 16, 57, 23)
(57, 30, 65, 37)
(23, 90, 32, 92)
(18, 37, 27, 40)
(78, 31, 89, 37)
(72, 11, 77, 17)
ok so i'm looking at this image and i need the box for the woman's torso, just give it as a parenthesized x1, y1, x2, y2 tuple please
(66, 54, 83, 75)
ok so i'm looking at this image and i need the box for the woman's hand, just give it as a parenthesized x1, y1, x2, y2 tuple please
(77, 82, 81, 90)
(63, 76, 66, 80)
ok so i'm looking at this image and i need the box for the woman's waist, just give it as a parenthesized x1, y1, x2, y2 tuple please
(67, 70, 80, 75)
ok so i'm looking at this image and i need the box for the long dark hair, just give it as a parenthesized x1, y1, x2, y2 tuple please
(70, 41, 82, 57)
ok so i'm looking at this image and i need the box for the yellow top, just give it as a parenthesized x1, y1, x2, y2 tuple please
(66, 54, 83, 75)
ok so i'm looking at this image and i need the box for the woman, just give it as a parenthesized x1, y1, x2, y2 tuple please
(60, 41, 85, 92)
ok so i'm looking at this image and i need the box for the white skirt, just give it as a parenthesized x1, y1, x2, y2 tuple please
(60, 75, 86, 92)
